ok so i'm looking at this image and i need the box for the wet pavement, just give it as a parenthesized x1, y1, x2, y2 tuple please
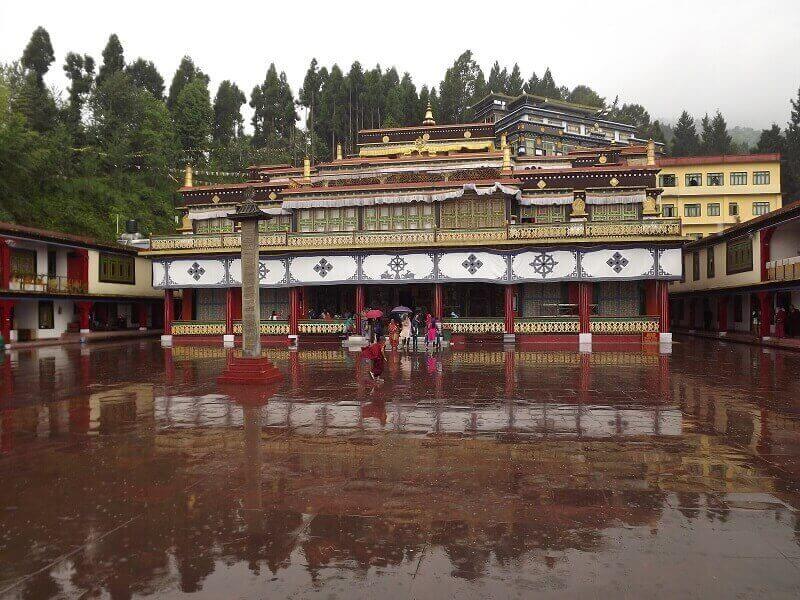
(1, 338, 799, 599)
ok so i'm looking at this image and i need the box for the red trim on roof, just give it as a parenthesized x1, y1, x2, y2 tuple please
(658, 153, 780, 167)
(0, 221, 139, 254)
(280, 178, 519, 196)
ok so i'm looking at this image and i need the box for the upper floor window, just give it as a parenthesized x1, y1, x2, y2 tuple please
(729, 202, 739, 216)
(364, 204, 435, 231)
(194, 218, 233, 234)
(520, 205, 567, 224)
(753, 202, 771, 216)
(708, 203, 721, 217)
(298, 208, 358, 232)
(590, 203, 639, 222)
(707, 248, 715, 278)
(730, 171, 747, 185)
(726, 236, 753, 275)
(99, 253, 135, 284)
(685, 173, 702, 186)
(662, 204, 676, 218)
(10, 249, 37, 277)
(258, 215, 291, 232)
(684, 204, 701, 217)
(659, 174, 677, 187)
(440, 197, 505, 229)
(707, 172, 724, 186)
(753, 171, 770, 185)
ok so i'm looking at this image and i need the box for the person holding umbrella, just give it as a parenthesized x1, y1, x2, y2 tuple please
(364, 309, 383, 343)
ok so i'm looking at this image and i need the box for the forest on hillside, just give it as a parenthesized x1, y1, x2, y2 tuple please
(2, 27, 799, 241)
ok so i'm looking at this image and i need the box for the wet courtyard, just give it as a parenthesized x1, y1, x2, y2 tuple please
(1, 338, 799, 599)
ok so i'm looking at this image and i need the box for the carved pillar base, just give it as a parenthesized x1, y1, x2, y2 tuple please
(217, 353, 283, 385)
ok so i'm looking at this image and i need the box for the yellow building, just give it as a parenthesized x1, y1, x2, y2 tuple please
(657, 153, 782, 239)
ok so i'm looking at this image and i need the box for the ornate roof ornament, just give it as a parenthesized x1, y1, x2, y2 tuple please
(422, 101, 436, 126)
(229, 186, 269, 223)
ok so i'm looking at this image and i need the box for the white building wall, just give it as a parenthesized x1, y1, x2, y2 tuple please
(11, 299, 75, 340)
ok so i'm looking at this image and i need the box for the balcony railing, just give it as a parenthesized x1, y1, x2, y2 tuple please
(5, 273, 88, 294)
(590, 316, 659, 334)
(149, 220, 683, 252)
(766, 257, 800, 282)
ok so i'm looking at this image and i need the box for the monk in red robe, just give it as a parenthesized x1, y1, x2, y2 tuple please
(361, 338, 386, 380)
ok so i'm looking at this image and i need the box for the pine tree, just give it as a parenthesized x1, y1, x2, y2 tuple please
(212, 80, 246, 144)
(167, 56, 208, 111)
(96, 34, 125, 86)
(567, 85, 605, 108)
(537, 68, 562, 100)
(507, 64, 524, 96)
(63, 52, 95, 132)
(172, 77, 212, 163)
(126, 59, 164, 99)
(487, 62, 507, 94)
(785, 87, 800, 199)
(21, 26, 55, 83)
(524, 71, 539, 94)
(670, 111, 700, 157)
(438, 50, 483, 123)
(18, 28, 58, 132)
(700, 111, 732, 155)
(250, 64, 298, 148)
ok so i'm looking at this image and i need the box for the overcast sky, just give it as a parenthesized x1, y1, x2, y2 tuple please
(2, 0, 799, 130)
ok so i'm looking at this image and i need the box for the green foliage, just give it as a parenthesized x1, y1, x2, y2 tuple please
(172, 77, 212, 163)
(670, 111, 701, 157)
(250, 64, 297, 148)
(96, 34, 125, 86)
(213, 80, 246, 144)
(438, 50, 483, 123)
(126, 58, 165, 100)
(167, 56, 208, 111)
(700, 111, 733, 155)
(21, 26, 55, 81)
(63, 52, 95, 133)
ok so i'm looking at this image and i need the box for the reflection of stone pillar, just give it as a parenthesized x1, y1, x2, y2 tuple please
(578, 352, 591, 405)
(504, 349, 515, 398)
(243, 405, 263, 511)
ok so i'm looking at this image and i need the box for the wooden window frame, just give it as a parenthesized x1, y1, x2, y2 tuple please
(726, 236, 753, 275)
(99, 253, 135, 285)
(753, 171, 770, 185)
(730, 171, 747, 185)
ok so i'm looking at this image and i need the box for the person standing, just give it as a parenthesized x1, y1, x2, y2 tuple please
(425, 316, 437, 351)
(399, 314, 411, 351)
(361, 336, 387, 381)
(411, 313, 422, 352)
(373, 317, 384, 343)
(388, 318, 400, 351)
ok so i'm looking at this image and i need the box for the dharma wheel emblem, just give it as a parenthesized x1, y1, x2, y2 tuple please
(462, 254, 484, 275)
(530, 252, 558, 278)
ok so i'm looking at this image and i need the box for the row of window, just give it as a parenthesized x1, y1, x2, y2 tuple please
(690, 235, 753, 281)
(99, 253, 135, 285)
(659, 171, 771, 187)
(663, 201, 771, 218)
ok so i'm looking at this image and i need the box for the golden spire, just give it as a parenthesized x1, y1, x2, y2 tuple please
(646, 139, 656, 166)
(183, 164, 193, 188)
(336, 143, 343, 161)
(422, 101, 435, 126)
(303, 157, 311, 181)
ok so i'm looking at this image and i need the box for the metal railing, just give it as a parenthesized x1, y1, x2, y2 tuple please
(149, 219, 683, 252)
(5, 273, 88, 294)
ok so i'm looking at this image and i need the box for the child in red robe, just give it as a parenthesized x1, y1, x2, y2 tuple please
(361, 338, 386, 380)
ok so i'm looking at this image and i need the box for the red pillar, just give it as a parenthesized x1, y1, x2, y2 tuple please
(0, 238, 11, 289)
(433, 283, 444, 320)
(717, 296, 729, 333)
(355, 284, 365, 334)
(0, 300, 14, 344)
(289, 287, 300, 336)
(181, 289, 193, 321)
(645, 281, 659, 316)
(578, 282, 592, 334)
(163, 290, 174, 335)
(504, 285, 516, 334)
(76, 301, 93, 331)
(137, 302, 148, 329)
(225, 288, 234, 335)
(758, 292, 773, 337)
(658, 281, 670, 333)
(760, 227, 775, 282)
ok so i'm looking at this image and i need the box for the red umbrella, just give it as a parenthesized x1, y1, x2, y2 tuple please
(364, 309, 383, 319)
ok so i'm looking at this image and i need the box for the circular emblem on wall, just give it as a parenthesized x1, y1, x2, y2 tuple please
(382, 135, 390, 143)
(211, 195, 220, 204)
(537, 179, 547, 189)
(610, 177, 619, 187)
(463, 130, 471, 138)
(269, 191, 277, 201)
(599, 154, 607, 164)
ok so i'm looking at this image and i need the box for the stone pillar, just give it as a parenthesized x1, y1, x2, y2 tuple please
(355, 284, 365, 335)
(240, 220, 261, 357)
(758, 291, 773, 338)
(162, 290, 174, 342)
(717, 296, 729, 334)
(433, 283, 444, 320)
(578, 282, 592, 346)
(504, 284, 516, 341)
(0, 238, 10, 289)
(289, 287, 301, 339)
(137, 302, 148, 331)
(76, 301, 93, 337)
(658, 281, 671, 346)
(181, 289, 193, 321)
(224, 287, 235, 343)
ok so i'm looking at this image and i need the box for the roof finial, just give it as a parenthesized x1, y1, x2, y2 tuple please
(336, 143, 343, 161)
(184, 163, 193, 188)
(422, 101, 435, 126)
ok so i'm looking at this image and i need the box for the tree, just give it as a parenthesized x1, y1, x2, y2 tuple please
(96, 34, 125, 86)
(567, 85, 605, 108)
(167, 56, 208, 111)
(250, 64, 298, 148)
(784, 87, 800, 199)
(21, 26, 55, 83)
(506, 64, 524, 96)
(212, 80, 246, 144)
(299, 59, 323, 158)
(63, 52, 95, 132)
(172, 77, 213, 162)
(438, 50, 484, 123)
(487, 62, 507, 94)
(700, 111, 732, 155)
(671, 111, 700, 157)
(756, 124, 785, 154)
(536, 68, 562, 100)
(126, 58, 164, 99)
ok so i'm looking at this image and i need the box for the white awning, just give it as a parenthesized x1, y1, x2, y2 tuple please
(280, 182, 521, 209)
(519, 193, 574, 206)
(585, 190, 646, 205)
